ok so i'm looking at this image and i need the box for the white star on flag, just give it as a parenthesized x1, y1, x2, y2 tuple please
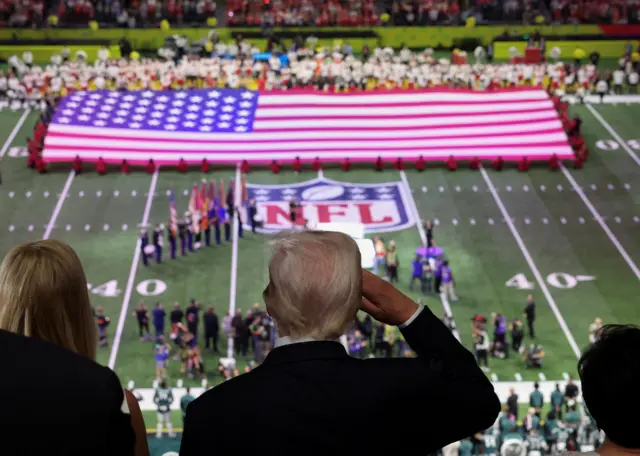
(206, 101, 218, 107)
(116, 110, 128, 117)
(149, 119, 160, 126)
(184, 121, 195, 128)
(234, 126, 248, 132)
(123, 95, 136, 102)
(167, 116, 179, 123)
(59, 117, 71, 124)
(105, 98, 117, 105)
(255, 195, 270, 202)
(86, 100, 98, 107)
(139, 99, 152, 106)
(66, 102, 79, 108)
(376, 187, 392, 193)
(238, 110, 250, 116)
(78, 114, 90, 121)
(221, 106, 234, 113)
(187, 105, 200, 112)
(151, 112, 163, 118)
(176, 92, 188, 99)
(255, 189, 269, 195)
(282, 189, 297, 195)
(239, 101, 252, 108)
(202, 118, 214, 125)
(90, 94, 102, 100)
(97, 112, 109, 119)
(135, 107, 147, 114)
(189, 96, 203, 103)
(173, 100, 185, 107)
(130, 122, 141, 128)
(142, 91, 155, 98)
(203, 109, 216, 116)
(154, 104, 166, 110)
(107, 92, 121, 98)
(349, 187, 365, 194)
(241, 91, 254, 99)
(121, 102, 132, 109)
(169, 108, 181, 115)
(81, 107, 94, 114)
(378, 194, 394, 200)
(185, 113, 198, 120)
(236, 118, 249, 125)
(218, 121, 230, 128)
(208, 91, 221, 98)
(114, 118, 126, 124)
(93, 120, 106, 126)
(219, 114, 232, 121)
(351, 195, 367, 200)
(101, 105, 113, 111)
(165, 124, 177, 130)
(157, 95, 169, 103)
(199, 126, 212, 132)
(62, 109, 74, 116)
(70, 96, 83, 102)
(223, 96, 236, 104)
(132, 114, 144, 121)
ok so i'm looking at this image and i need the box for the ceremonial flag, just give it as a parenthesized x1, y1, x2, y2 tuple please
(189, 184, 200, 234)
(241, 174, 248, 204)
(227, 179, 234, 209)
(201, 180, 209, 231)
(169, 188, 178, 236)
(42, 88, 575, 165)
(219, 179, 226, 209)
(208, 180, 216, 209)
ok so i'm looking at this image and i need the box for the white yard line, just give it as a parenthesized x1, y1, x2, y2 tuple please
(399, 170, 461, 341)
(0, 109, 30, 161)
(43, 170, 75, 239)
(108, 168, 160, 370)
(586, 104, 640, 167)
(560, 164, 640, 280)
(479, 166, 582, 358)
(226, 164, 243, 359)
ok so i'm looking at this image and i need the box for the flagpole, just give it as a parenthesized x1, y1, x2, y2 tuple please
(226, 163, 243, 362)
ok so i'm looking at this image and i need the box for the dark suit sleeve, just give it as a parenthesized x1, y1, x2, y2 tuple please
(102, 367, 136, 456)
(181, 401, 216, 456)
(400, 307, 501, 449)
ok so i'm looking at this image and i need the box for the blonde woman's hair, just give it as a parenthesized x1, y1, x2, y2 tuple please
(263, 230, 362, 340)
(0, 240, 96, 360)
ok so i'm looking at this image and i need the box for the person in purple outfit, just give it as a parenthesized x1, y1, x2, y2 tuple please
(440, 260, 458, 302)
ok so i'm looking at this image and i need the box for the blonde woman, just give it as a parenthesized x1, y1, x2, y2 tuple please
(0, 240, 149, 456)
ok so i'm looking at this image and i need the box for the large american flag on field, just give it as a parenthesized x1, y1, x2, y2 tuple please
(42, 88, 575, 164)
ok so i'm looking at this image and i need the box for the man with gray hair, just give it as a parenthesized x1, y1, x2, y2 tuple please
(181, 231, 500, 455)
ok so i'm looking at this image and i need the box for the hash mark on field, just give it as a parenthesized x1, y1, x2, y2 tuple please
(132, 190, 137, 196)
(8, 225, 14, 232)
(524, 217, 531, 225)
(122, 224, 128, 231)
(26, 191, 31, 198)
(615, 216, 621, 223)
(433, 218, 440, 225)
(557, 184, 563, 191)
(421, 186, 427, 192)
(579, 217, 585, 224)
(44, 191, 49, 198)
(97, 190, 102, 197)
(608, 184, 615, 190)
(634, 216, 640, 223)
(523, 185, 529, 192)
(540, 185, 546, 191)
(539, 373, 547, 381)
(439, 186, 444, 192)
(65, 224, 71, 231)
(506, 185, 512, 192)
(452, 218, 458, 226)
(472, 185, 478, 192)
(27, 225, 34, 232)
(166, 190, 171, 196)
(84, 224, 90, 231)
(79, 191, 84, 197)
(515, 373, 523, 382)
(455, 186, 461, 192)
(8, 191, 14, 198)
(183, 189, 189, 196)
(625, 183, 631, 190)
(488, 218, 495, 225)
(103, 224, 110, 231)
(114, 190, 119, 197)
(560, 217, 567, 224)
(542, 218, 549, 224)
(591, 184, 597, 191)
(470, 218, 476, 225)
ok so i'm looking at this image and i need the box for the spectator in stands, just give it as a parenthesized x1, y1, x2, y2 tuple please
(572, 325, 640, 456)
(0, 240, 149, 456)
(181, 231, 500, 454)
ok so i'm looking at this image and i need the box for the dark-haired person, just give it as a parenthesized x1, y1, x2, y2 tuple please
(567, 324, 640, 456)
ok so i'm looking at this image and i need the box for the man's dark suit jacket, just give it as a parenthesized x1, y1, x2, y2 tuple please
(0, 330, 135, 456)
(181, 306, 500, 455)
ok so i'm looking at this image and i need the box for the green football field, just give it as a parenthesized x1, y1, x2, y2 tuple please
(1, 103, 639, 418)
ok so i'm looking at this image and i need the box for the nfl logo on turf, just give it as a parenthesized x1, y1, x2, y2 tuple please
(245, 178, 414, 234)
